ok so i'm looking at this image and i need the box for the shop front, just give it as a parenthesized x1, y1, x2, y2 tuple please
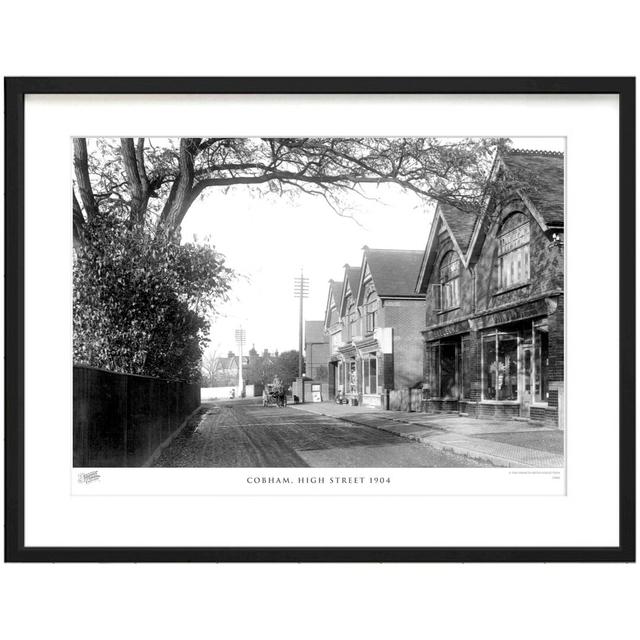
(354, 337, 382, 408)
(337, 343, 359, 404)
(423, 296, 560, 426)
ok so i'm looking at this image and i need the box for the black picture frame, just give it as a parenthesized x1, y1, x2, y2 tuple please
(4, 77, 635, 563)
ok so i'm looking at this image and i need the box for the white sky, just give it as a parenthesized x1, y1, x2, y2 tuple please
(181, 137, 565, 357)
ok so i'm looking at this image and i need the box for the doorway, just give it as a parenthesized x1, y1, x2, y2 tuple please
(520, 341, 533, 418)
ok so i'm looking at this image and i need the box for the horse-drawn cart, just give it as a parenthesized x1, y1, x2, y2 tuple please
(263, 382, 287, 407)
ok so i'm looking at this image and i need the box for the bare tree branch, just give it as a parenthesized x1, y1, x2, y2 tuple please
(75, 136, 510, 246)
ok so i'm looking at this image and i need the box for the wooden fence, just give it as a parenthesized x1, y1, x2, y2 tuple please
(73, 365, 201, 467)
(388, 388, 423, 412)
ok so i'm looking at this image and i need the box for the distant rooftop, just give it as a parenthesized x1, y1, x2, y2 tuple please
(364, 248, 424, 298)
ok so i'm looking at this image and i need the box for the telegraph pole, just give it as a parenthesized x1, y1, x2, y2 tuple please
(293, 270, 309, 378)
(234, 326, 246, 395)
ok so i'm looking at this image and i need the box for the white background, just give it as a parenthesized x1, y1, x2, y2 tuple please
(1, 2, 638, 640)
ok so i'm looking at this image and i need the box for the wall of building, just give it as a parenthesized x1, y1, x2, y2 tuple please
(306, 341, 330, 382)
(305, 320, 330, 383)
(474, 202, 564, 315)
(381, 299, 425, 389)
(424, 203, 564, 328)
(423, 233, 475, 325)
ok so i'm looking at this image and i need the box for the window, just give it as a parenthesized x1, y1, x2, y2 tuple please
(348, 360, 357, 394)
(365, 292, 377, 334)
(482, 331, 518, 400)
(362, 355, 378, 395)
(498, 213, 530, 289)
(439, 251, 460, 310)
(347, 303, 357, 339)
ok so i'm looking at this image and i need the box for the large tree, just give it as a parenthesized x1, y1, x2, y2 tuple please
(72, 137, 512, 248)
(275, 350, 303, 388)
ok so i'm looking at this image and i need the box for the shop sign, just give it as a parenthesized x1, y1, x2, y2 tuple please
(426, 319, 470, 341)
(477, 299, 547, 329)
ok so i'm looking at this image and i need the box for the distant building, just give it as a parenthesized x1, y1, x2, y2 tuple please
(246, 348, 278, 386)
(304, 320, 329, 383)
(212, 351, 249, 387)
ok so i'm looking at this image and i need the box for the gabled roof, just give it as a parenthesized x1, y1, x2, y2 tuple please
(415, 205, 474, 293)
(357, 247, 424, 303)
(439, 204, 477, 255)
(214, 355, 248, 371)
(464, 148, 565, 262)
(346, 265, 361, 297)
(339, 265, 361, 317)
(501, 149, 564, 227)
(323, 279, 343, 330)
(416, 148, 565, 293)
(324, 280, 342, 331)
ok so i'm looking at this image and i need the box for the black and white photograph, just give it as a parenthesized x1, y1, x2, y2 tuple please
(72, 135, 565, 472)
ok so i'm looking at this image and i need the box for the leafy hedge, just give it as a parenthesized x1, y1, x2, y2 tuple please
(73, 216, 233, 382)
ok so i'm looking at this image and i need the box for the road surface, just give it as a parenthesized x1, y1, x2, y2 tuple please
(153, 399, 483, 467)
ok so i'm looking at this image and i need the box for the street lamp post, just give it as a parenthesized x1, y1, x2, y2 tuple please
(293, 270, 309, 379)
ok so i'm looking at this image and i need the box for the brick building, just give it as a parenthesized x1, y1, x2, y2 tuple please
(415, 149, 564, 427)
(304, 320, 329, 388)
(324, 248, 425, 407)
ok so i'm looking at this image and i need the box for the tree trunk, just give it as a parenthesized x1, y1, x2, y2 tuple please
(158, 138, 201, 236)
(73, 138, 99, 222)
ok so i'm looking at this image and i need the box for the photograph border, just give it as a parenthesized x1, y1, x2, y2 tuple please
(4, 76, 635, 562)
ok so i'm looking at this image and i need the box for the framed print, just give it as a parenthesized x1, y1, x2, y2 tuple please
(4, 77, 635, 562)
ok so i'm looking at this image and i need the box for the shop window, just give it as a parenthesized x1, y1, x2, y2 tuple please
(362, 355, 378, 395)
(534, 320, 549, 402)
(348, 360, 357, 395)
(498, 213, 530, 289)
(482, 331, 518, 401)
(438, 251, 460, 310)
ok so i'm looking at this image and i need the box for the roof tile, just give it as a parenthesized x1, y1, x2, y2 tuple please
(364, 248, 424, 298)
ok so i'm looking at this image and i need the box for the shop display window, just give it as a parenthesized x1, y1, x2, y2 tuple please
(482, 331, 518, 400)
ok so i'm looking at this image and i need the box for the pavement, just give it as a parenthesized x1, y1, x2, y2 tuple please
(152, 398, 487, 468)
(288, 401, 565, 468)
